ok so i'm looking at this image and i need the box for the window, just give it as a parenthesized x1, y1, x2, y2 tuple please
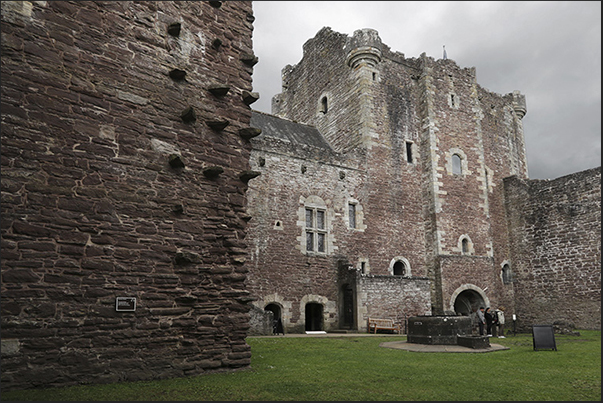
(320, 96, 328, 114)
(452, 154, 462, 175)
(348, 203, 356, 229)
(502, 264, 513, 284)
(306, 208, 326, 253)
(393, 261, 406, 276)
(406, 142, 413, 163)
(461, 238, 469, 254)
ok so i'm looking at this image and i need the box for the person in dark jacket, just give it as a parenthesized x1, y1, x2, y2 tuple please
(273, 317, 285, 335)
(485, 307, 495, 337)
(476, 306, 486, 335)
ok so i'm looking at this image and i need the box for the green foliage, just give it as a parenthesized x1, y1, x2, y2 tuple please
(2, 331, 600, 401)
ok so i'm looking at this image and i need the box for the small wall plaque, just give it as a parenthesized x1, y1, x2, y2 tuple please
(116, 297, 136, 312)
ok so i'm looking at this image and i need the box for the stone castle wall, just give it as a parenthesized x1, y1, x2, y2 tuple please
(252, 27, 533, 333)
(504, 167, 601, 331)
(1, 0, 256, 391)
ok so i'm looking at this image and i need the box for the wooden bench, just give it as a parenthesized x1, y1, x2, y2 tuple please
(368, 317, 400, 334)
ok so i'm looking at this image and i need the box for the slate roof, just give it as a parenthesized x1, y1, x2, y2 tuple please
(250, 111, 333, 152)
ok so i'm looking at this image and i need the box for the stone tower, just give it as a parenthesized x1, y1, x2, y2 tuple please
(1, 0, 257, 391)
(247, 26, 533, 334)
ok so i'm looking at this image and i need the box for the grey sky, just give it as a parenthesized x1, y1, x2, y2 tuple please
(249, 1, 601, 180)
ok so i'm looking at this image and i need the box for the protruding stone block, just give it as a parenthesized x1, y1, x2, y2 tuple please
(205, 119, 229, 131)
(239, 170, 261, 182)
(241, 90, 259, 105)
(180, 106, 196, 123)
(238, 127, 262, 140)
(203, 166, 224, 178)
(208, 84, 230, 97)
(240, 53, 259, 66)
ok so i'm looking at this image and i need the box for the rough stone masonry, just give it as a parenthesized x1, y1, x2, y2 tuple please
(1, 0, 258, 391)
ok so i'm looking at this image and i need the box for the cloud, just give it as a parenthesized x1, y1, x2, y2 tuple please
(251, 1, 601, 179)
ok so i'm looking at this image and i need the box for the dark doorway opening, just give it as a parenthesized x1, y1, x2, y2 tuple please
(454, 290, 484, 316)
(393, 261, 406, 276)
(342, 284, 354, 329)
(305, 302, 323, 331)
(264, 303, 281, 321)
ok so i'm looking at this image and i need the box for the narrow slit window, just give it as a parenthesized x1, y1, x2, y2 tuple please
(320, 96, 328, 114)
(348, 203, 356, 229)
(406, 142, 413, 163)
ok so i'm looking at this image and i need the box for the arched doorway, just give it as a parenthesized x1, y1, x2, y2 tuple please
(453, 289, 484, 316)
(264, 303, 281, 321)
(393, 261, 406, 276)
(305, 302, 323, 331)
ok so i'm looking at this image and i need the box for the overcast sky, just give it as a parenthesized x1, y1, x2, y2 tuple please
(249, 1, 601, 180)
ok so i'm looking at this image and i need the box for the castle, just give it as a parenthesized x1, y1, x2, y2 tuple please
(1, 1, 600, 392)
(244, 26, 600, 335)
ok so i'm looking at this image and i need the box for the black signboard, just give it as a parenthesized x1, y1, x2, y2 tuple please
(115, 297, 136, 312)
(532, 324, 557, 351)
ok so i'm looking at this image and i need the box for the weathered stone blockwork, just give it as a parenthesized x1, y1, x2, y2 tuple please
(504, 167, 601, 331)
(245, 26, 600, 336)
(1, 0, 256, 391)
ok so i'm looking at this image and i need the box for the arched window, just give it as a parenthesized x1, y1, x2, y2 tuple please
(389, 257, 411, 277)
(461, 238, 469, 254)
(393, 261, 406, 276)
(452, 154, 462, 175)
(502, 264, 513, 284)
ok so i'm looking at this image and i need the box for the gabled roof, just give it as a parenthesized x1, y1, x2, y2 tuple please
(250, 111, 333, 152)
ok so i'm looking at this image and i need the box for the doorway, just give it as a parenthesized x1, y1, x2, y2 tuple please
(341, 284, 354, 329)
(305, 302, 323, 331)
(453, 289, 484, 316)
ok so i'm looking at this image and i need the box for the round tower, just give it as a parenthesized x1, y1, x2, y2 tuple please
(345, 28, 382, 69)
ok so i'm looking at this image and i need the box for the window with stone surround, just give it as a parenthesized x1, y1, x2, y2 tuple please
(306, 207, 326, 253)
(452, 154, 462, 175)
(389, 256, 411, 277)
(348, 203, 356, 228)
(457, 234, 474, 255)
(502, 263, 513, 284)
(406, 141, 413, 163)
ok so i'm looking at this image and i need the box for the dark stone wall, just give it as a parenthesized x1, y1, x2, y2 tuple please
(504, 167, 601, 331)
(1, 0, 256, 391)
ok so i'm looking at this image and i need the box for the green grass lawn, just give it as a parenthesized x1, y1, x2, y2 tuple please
(2, 330, 600, 401)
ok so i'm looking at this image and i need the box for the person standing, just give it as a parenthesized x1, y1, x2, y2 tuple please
(485, 307, 495, 337)
(495, 307, 506, 338)
(477, 307, 486, 335)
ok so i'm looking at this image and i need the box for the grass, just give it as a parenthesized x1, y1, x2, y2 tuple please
(1, 330, 600, 401)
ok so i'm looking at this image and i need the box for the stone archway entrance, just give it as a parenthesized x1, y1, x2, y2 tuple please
(453, 289, 485, 316)
(264, 303, 281, 321)
(305, 302, 323, 331)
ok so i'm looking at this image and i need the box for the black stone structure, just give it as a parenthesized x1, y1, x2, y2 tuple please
(407, 315, 472, 345)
